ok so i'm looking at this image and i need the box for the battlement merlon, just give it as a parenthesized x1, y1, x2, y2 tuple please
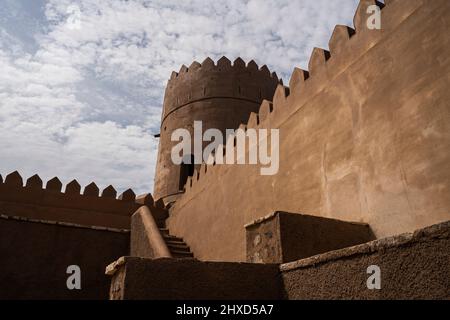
(161, 57, 280, 125)
(0, 171, 159, 229)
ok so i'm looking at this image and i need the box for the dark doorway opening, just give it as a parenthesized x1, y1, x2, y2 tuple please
(179, 154, 195, 191)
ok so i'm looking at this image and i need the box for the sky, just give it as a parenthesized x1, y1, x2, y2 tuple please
(0, 0, 360, 195)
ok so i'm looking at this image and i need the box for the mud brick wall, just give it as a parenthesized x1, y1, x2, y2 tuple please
(167, 0, 450, 262)
(281, 221, 450, 300)
(109, 257, 282, 300)
(108, 221, 450, 300)
(246, 212, 374, 263)
(0, 215, 129, 300)
(0, 171, 145, 229)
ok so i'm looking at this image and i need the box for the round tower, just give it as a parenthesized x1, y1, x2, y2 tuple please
(153, 56, 279, 204)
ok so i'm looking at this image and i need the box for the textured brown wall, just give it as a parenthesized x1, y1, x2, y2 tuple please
(109, 257, 282, 300)
(0, 215, 129, 300)
(0, 172, 141, 229)
(130, 211, 156, 258)
(281, 221, 450, 300)
(246, 213, 282, 264)
(167, 0, 450, 262)
(246, 212, 374, 263)
(153, 58, 279, 203)
(130, 206, 169, 258)
(109, 221, 450, 300)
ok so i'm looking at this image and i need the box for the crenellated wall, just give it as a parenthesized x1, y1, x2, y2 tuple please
(162, 57, 280, 122)
(166, 0, 450, 262)
(0, 171, 155, 229)
(0, 171, 168, 299)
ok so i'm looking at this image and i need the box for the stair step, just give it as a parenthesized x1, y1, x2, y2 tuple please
(165, 240, 185, 246)
(166, 241, 189, 247)
(168, 244, 190, 252)
(159, 228, 169, 235)
(172, 251, 194, 258)
(170, 249, 193, 256)
(158, 228, 193, 258)
(163, 235, 183, 242)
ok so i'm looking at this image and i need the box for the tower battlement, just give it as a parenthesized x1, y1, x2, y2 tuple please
(161, 57, 279, 124)
(154, 57, 280, 203)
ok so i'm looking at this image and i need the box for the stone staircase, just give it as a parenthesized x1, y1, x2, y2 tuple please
(159, 228, 194, 259)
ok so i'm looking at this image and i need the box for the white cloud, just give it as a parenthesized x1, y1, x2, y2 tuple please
(0, 0, 359, 195)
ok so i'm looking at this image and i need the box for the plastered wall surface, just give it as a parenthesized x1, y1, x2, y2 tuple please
(0, 215, 129, 299)
(167, 0, 450, 262)
(109, 257, 282, 300)
(108, 221, 450, 300)
(281, 221, 450, 300)
(246, 212, 374, 263)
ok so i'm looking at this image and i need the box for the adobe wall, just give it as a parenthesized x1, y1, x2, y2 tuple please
(0, 171, 146, 229)
(130, 205, 170, 259)
(0, 215, 129, 300)
(107, 221, 449, 300)
(167, 0, 450, 262)
(108, 257, 282, 300)
(246, 212, 374, 263)
(281, 221, 450, 300)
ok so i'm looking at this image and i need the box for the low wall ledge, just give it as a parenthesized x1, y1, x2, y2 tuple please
(105, 256, 127, 276)
(280, 220, 450, 273)
(244, 211, 279, 228)
(105, 256, 201, 276)
(0, 213, 130, 234)
(244, 211, 372, 229)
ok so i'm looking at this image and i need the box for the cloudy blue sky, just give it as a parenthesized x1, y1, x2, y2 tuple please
(0, 0, 360, 195)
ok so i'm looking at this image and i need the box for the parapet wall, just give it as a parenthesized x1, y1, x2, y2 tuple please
(246, 212, 375, 264)
(0, 214, 129, 299)
(167, 0, 450, 261)
(281, 221, 450, 300)
(107, 221, 450, 300)
(0, 172, 166, 299)
(0, 171, 156, 229)
(108, 257, 282, 300)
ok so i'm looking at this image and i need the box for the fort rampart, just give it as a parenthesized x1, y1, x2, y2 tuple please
(166, 0, 450, 261)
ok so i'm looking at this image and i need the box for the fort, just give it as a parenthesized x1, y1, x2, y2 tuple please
(0, 0, 449, 300)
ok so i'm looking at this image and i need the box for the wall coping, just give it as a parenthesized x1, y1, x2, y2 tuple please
(245, 211, 371, 229)
(280, 220, 450, 272)
(0, 213, 130, 234)
(244, 211, 279, 228)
